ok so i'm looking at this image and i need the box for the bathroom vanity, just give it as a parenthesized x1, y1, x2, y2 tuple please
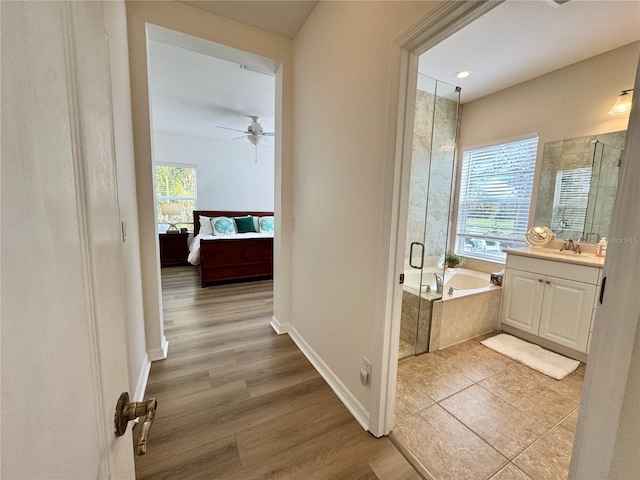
(500, 247, 605, 362)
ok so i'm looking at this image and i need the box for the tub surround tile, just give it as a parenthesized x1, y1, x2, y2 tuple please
(440, 385, 548, 459)
(434, 289, 502, 350)
(393, 404, 508, 480)
(429, 301, 443, 351)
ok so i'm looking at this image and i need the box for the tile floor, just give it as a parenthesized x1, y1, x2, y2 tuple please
(392, 332, 585, 480)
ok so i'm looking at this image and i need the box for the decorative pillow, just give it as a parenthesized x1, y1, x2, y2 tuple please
(259, 216, 274, 233)
(212, 217, 236, 236)
(199, 215, 214, 236)
(234, 215, 257, 234)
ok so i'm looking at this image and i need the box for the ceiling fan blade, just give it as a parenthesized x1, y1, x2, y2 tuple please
(261, 132, 275, 137)
(217, 126, 248, 134)
(232, 135, 249, 141)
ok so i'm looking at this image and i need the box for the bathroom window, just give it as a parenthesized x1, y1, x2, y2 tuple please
(455, 136, 538, 261)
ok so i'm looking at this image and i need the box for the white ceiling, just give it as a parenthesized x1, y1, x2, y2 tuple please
(420, 0, 640, 103)
(178, 0, 318, 39)
(147, 27, 276, 142)
(149, 1, 640, 143)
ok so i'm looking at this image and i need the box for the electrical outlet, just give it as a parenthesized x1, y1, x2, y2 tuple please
(363, 357, 372, 375)
(360, 357, 372, 385)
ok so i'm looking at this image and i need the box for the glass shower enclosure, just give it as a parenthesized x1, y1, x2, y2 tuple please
(399, 74, 460, 359)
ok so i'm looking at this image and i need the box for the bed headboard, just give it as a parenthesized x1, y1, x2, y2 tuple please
(193, 210, 274, 235)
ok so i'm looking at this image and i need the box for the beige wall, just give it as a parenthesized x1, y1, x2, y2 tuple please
(290, 1, 441, 418)
(457, 41, 639, 232)
(104, 1, 148, 399)
(125, 1, 294, 357)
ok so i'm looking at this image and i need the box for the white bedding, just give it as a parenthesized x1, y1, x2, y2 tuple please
(187, 232, 274, 265)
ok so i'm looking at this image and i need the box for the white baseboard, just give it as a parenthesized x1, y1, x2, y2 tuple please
(270, 315, 289, 335)
(133, 353, 151, 402)
(148, 335, 169, 361)
(286, 325, 370, 431)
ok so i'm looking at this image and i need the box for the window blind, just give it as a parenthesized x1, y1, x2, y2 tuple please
(551, 168, 591, 234)
(456, 137, 538, 260)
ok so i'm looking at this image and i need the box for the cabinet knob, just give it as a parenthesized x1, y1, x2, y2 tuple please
(546, 280, 551, 284)
(538, 279, 543, 283)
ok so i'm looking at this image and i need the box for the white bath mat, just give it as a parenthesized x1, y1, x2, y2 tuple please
(480, 334, 579, 380)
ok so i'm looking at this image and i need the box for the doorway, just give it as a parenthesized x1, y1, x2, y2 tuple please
(382, 1, 636, 478)
(143, 24, 279, 348)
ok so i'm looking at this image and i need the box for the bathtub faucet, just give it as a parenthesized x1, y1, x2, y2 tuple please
(434, 273, 443, 294)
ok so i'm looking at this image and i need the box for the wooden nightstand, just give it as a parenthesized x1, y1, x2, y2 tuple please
(159, 232, 190, 267)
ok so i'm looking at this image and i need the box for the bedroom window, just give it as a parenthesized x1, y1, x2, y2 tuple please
(155, 164, 196, 232)
(455, 136, 538, 262)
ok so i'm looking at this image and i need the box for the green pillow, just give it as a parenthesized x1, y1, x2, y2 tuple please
(234, 216, 257, 234)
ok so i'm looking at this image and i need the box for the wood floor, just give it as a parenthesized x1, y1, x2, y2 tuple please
(133, 266, 420, 479)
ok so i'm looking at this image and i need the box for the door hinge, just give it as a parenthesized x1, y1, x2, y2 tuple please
(399, 273, 405, 285)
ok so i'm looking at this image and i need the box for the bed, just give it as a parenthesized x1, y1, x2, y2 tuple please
(189, 210, 274, 287)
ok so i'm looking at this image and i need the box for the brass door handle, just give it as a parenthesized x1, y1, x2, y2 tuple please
(114, 392, 157, 455)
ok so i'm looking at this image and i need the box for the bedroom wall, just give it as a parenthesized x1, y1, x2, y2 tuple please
(126, 1, 294, 363)
(153, 131, 275, 212)
(289, 1, 442, 429)
(457, 41, 639, 226)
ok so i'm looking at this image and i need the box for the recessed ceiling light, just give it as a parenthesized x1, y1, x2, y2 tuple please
(455, 70, 472, 79)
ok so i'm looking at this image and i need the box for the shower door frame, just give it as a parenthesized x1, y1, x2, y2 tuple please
(400, 75, 460, 359)
(370, 0, 501, 438)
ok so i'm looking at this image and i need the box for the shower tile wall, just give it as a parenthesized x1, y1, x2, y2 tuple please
(406, 89, 458, 265)
(535, 130, 625, 242)
(585, 131, 625, 239)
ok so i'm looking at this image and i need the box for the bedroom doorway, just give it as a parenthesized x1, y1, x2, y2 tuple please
(142, 22, 279, 357)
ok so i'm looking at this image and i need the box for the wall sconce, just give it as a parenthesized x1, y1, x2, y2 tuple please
(161, 202, 182, 233)
(608, 89, 634, 116)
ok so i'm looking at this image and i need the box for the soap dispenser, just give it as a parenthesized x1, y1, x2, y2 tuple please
(596, 237, 608, 257)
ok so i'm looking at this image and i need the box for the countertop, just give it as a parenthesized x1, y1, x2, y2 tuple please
(503, 247, 606, 268)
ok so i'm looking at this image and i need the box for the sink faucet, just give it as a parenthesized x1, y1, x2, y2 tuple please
(573, 239, 582, 254)
(560, 239, 574, 252)
(559, 238, 582, 254)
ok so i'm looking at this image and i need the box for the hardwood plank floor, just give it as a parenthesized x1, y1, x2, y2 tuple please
(134, 266, 420, 479)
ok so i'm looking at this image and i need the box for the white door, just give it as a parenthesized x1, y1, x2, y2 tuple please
(501, 269, 545, 334)
(2, 2, 136, 478)
(538, 277, 595, 352)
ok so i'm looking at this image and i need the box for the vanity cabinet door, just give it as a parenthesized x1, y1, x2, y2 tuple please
(501, 269, 545, 334)
(538, 277, 596, 352)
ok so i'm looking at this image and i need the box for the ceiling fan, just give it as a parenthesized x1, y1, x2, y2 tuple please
(216, 116, 274, 145)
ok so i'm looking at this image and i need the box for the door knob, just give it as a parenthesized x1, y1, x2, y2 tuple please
(114, 392, 157, 455)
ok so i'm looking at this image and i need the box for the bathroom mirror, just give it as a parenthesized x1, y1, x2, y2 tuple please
(534, 130, 626, 243)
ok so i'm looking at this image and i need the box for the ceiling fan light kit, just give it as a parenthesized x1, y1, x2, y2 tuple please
(216, 116, 274, 162)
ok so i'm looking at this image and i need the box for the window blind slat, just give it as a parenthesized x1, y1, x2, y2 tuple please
(456, 137, 538, 261)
